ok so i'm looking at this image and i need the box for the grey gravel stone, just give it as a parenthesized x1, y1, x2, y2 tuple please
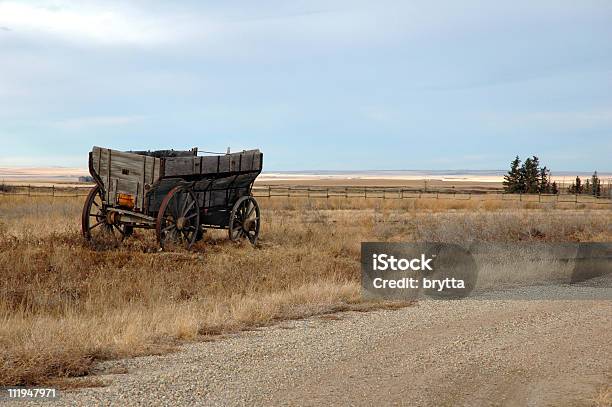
(15, 278, 612, 406)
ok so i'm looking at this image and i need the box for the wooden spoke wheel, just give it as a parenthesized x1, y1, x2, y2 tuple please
(229, 196, 260, 244)
(156, 186, 200, 250)
(82, 185, 128, 248)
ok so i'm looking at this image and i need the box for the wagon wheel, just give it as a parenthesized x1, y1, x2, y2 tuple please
(82, 185, 128, 248)
(229, 196, 260, 244)
(156, 186, 200, 250)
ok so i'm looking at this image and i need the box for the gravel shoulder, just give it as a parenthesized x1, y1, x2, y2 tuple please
(24, 280, 612, 406)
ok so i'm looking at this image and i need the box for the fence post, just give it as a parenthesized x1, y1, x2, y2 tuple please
(28, 184, 31, 197)
(52, 185, 55, 197)
(268, 185, 271, 198)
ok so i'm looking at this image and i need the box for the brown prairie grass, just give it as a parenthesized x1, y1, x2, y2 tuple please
(258, 195, 611, 212)
(590, 383, 611, 407)
(0, 194, 610, 386)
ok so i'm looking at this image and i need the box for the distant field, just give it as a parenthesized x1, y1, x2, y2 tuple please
(258, 177, 504, 192)
(0, 167, 88, 184)
(3, 167, 610, 193)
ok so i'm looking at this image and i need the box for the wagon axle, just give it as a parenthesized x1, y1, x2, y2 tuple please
(106, 211, 119, 225)
(175, 217, 186, 230)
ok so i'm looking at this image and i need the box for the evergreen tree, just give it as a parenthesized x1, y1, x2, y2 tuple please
(503, 156, 522, 193)
(503, 155, 557, 194)
(539, 166, 550, 193)
(596, 181, 602, 197)
(517, 163, 526, 192)
(591, 171, 601, 197)
(522, 156, 540, 193)
(568, 176, 582, 194)
(519, 159, 528, 193)
(551, 181, 559, 195)
(585, 179, 591, 195)
(575, 176, 583, 194)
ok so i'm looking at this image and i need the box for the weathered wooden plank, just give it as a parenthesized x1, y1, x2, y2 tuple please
(201, 156, 219, 174)
(230, 154, 241, 172)
(164, 157, 196, 177)
(218, 155, 231, 173)
(251, 151, 262, 171)
(91, 146, 162, 210)
(240, 152, 252, 171)
(162, 150, 262, 177)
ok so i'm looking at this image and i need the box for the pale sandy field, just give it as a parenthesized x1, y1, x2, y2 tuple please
(3, 167, 610, 192)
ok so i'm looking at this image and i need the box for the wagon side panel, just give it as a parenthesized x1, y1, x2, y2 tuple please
(145, 178, 184, 215)
(91, 146, 161, 210)
(164, 157, 197, 177)
(201, 156, 218, 174)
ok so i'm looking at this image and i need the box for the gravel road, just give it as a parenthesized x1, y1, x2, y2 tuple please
(25, 278, 612, 406)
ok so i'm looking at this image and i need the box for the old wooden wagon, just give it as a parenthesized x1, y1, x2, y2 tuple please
(82, 146, 263, 250)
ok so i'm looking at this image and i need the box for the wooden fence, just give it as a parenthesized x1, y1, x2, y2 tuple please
(0, 184, 91, 197)
(1, 184, 611, 206)
(251, 185, 612, 206)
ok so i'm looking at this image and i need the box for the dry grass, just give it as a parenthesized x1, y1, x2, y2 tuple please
(590, 384, 612, 407)
(258, 195, 611, 211)
(0, 194, 610, 386)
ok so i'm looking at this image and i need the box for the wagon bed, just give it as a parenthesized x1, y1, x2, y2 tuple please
(82, 146, 263, 249)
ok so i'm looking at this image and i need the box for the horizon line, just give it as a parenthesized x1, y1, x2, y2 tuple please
(0, 166, 611, 175)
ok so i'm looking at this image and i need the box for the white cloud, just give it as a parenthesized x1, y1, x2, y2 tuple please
(0, 1, 175, 46)
(0, 1, 506, 53)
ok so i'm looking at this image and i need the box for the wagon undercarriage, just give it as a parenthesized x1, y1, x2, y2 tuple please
(82, 146, 263, 250)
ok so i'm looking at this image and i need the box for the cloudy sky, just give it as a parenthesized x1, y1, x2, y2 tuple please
(0, 0, 611, 171)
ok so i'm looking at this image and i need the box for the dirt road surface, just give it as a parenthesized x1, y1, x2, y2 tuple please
(31, 279, 611, 406)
